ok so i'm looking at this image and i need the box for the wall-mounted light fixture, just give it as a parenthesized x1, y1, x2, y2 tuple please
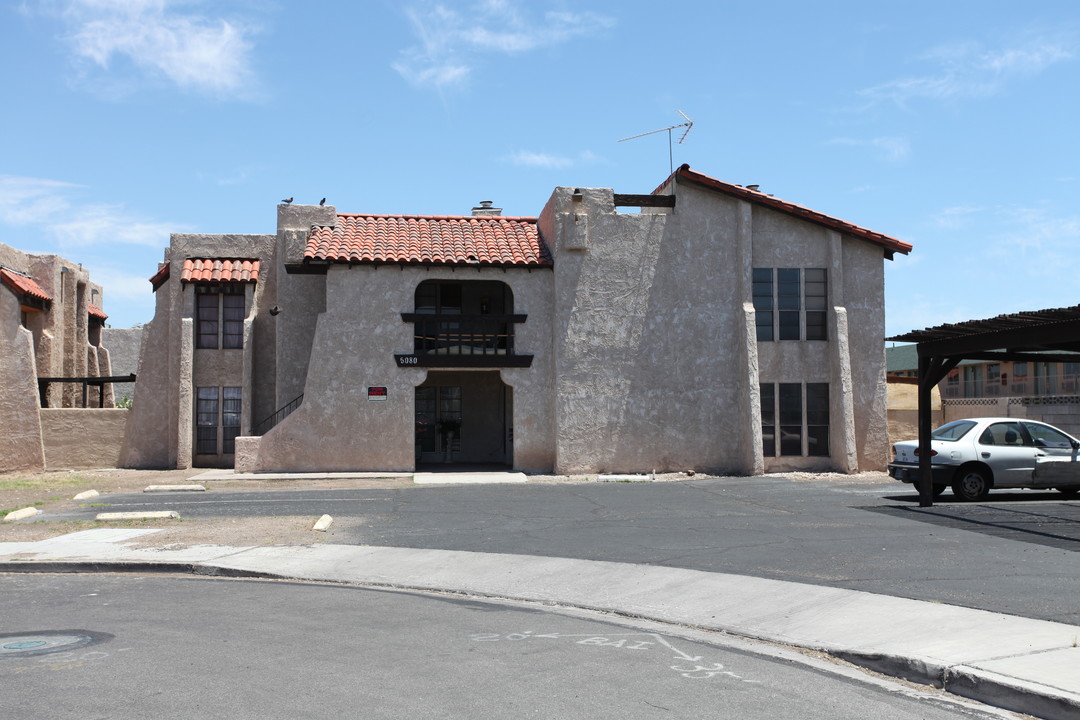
(269, 305, 282, 316)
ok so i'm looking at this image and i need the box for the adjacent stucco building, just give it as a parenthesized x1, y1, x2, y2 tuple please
(124, 165, 911, 474)
(0, 241, 117, 472)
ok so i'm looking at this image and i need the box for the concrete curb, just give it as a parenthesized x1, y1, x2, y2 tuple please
(3, 536, 1078, 719)
(3, 507, 42, 522)
(94, 511, 180, 521)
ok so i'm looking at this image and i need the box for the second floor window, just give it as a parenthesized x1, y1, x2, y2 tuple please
(752, 268, 827, 342)
(196, 287, 245, 349)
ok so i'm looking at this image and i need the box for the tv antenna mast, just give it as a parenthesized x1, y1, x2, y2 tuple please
(619, 110, 693, 174)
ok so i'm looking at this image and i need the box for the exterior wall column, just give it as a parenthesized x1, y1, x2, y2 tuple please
(0, 294, 46, 471)
(827, 230, 858, 472)
(242, 315, 255, 436)
(176, 316, 193, 469)
(735, 200, 763, 475)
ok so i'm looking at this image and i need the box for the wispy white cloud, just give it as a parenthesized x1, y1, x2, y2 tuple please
(0, 175, 179, 248)
(996, 206, 1080, 257)
(828, 136, 911, 163)
(859, 35, 1074, 108)
(40, 0, 259, 98)
(82, 263, 158, 306)
(931, 205, 983, 230)
(504, 149, 604, 169)
(394, 1, 615, 90)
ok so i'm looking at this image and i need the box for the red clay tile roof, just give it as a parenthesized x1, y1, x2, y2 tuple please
(149, 263, 171, 291)
(305, 214, 550, 267)
(88, 303, 107, 321)
(657, 164, 912, 257)
(0, 267, 53, 303)
(181, 258, 261, 284)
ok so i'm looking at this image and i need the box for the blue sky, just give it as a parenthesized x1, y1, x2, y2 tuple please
(2, 1, 1078, 335)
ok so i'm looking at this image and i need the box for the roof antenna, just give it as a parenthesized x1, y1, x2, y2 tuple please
(619, 110, 693, 174)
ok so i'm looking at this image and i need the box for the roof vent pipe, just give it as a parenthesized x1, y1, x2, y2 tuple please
(471, 200, 502, 217)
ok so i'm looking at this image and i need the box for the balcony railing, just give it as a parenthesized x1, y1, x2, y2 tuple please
(396, 313, 532, 368)
(252, 393, 303, 436)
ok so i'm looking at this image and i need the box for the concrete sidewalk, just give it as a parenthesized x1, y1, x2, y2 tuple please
(3, 529, 1078, 719)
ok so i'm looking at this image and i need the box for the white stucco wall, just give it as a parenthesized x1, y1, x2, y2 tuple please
(540, 186, 756, 474)
(540, 179, 891, 475)
(41, 408, 128, 469)
(251, 263, 555, 472)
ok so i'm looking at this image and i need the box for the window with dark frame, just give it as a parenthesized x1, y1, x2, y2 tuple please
(196, 286, 245, 349)
(196, 387, 218, 454)
(760, 383, 776, 456)
(752, 268, 828, 342)
(222, 387, 242, 454)
(196, 386, 242, 455)
(760, 382, 830, 458)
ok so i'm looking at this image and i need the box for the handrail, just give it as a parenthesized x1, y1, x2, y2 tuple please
(252, 393, 303, 436)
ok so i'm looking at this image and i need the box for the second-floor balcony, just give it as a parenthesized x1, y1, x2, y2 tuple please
(396, 313, 533, 368)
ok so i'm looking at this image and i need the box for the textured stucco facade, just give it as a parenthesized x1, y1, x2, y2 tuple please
(0, 241, 117, 472)
(125, 166, 906, 474)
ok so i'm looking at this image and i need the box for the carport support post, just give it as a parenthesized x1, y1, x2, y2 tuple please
(917, 355, 934, 508)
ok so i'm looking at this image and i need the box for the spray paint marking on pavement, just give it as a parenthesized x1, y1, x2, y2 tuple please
(469, 631, 758, 683)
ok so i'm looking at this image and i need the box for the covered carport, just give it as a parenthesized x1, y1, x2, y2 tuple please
(887, 305, 1080, 507)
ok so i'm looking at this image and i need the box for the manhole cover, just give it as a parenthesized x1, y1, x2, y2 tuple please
(0, 631, 113, 658)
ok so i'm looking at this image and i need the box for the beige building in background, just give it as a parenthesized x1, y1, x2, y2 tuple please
(124, 165, 911, 474)
(0, 241, 119, 472)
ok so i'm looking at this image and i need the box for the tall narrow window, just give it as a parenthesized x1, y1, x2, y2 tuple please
(777, 269, 801, 341)
(804, 269, 827, 341)
(760, 383, 776, 456)
(752, 269, 774, 342)
(196, 387, 219, 454)
(779, 383, 802, 455)
(222, 295, 245, 349)
(222, 387, 242, 454)
(196, 293, 219, 349)
(806, 383, 830, 457)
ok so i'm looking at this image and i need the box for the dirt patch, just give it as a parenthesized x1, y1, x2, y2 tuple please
(0, 468, 410, 545)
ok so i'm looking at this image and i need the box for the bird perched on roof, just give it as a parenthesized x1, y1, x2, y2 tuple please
(319, 198, 326, 206)
(282, 197, 293, 204)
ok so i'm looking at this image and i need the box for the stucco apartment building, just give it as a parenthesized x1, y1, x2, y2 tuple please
(123, 165, 911, 474)
(0, 242, 117, 472)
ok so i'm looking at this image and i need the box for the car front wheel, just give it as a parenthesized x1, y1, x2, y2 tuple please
(952, 466, 990, 501)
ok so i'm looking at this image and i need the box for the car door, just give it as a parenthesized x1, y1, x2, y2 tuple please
(1022, 421, 1080, 488)
(974, 421, 1039, 487)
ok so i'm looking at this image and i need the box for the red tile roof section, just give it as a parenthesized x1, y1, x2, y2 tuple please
(305, 214, 551, 267)
(149, 263, 171, 291)
(180, 258, 261, 284)
(88, 303, 108, 321)
(657, 164, 912, 256)
(0, 267, 53, 303)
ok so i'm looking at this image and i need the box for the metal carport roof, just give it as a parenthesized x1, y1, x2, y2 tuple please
(887, 304, 1080, 507)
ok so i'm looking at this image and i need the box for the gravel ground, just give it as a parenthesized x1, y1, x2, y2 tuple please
(0, 468, 416, 547)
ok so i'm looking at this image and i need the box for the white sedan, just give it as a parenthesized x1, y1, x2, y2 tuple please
(888, 417, 1080, 501)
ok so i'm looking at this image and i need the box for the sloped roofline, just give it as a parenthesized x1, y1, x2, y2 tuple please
(655, 164, 912, 258)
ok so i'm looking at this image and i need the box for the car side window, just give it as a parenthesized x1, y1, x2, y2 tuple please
(979, 422, 1026, 446)
(1024, 423, 1074, 449)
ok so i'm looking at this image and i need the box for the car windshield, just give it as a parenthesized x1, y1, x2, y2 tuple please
(931, 420, 976, 441)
